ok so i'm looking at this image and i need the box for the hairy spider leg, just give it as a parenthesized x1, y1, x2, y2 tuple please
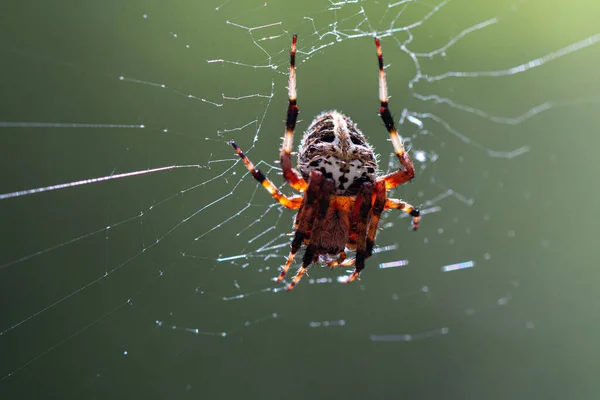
(338, 257, 356, 267)
(385, 198, 421, 230)
(374, 37, 420, 229)
(327, 252, 358, 268)
(230, 141, 302, 209)
(374, 38, 416, 191)
(280, 34, 308, 192)
(327, 251, 346, 267)
(365, 180, 387, 257)
(287, 178, 336, 291)
(277, 171, 323, 282)
(346, 181, 374, 283)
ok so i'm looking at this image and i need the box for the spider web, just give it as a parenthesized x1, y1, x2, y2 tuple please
(2, 0, 599, 397)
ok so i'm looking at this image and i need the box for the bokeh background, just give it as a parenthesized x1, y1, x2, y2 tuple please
(2, 0, 600, 398)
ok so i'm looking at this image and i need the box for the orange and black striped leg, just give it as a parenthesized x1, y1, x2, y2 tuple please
(366, 180, 387, 258)
(339, 258, 356, 267)
(287, 177, 335, 291)
(375, 37, 415, 190)
(231, 141, 302, 209)
(277, 171, 323, 282)
(346, 181, 374, 283)
(385, 198, 421, 230)
(327, 251, 346, 268)
(378, 155, 414, 190)
(280, 34, 308, 192)
(328, 253, 357, 268)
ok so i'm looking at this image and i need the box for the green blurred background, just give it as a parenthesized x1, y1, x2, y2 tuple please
(1, 0, 600, 398)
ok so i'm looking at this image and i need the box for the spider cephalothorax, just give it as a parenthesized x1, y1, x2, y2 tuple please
(231, 35, 420, 290)
(298, 111, 377, 195)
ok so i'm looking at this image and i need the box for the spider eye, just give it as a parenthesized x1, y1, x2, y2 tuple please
(350, 136, 364, 145)
(317, 132, 335, 143)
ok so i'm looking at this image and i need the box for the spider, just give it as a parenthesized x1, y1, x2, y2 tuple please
(230, 35, 420, 291)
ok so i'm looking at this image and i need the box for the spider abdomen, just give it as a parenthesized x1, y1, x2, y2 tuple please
(310, 208, 350, 256)
(298, 111, 378, 195)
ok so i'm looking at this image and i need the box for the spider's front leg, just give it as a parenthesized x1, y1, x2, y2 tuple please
(280, 34, 308, 192)
(374, 37, 421, 230)
(374, 37, 416, 191)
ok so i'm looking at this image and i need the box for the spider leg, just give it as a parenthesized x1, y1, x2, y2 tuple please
(329, 181, 385, 270)
(339, 258, 356, 267)
(277, 171, 323, 282)
(230, 141, 302, 209)
(375, 37, 415, 190)
(366, 180, 387, 257)
(280, 34, 308, 192)
(287, 177, 335, 291)
(346, 181, 374, 283)
(385, 198, 421, 230)
(328, 253, 357, 268)
(326, 251, 346, 267)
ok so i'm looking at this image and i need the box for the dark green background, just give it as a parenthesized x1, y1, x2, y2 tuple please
(2, 0, 600, 399)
